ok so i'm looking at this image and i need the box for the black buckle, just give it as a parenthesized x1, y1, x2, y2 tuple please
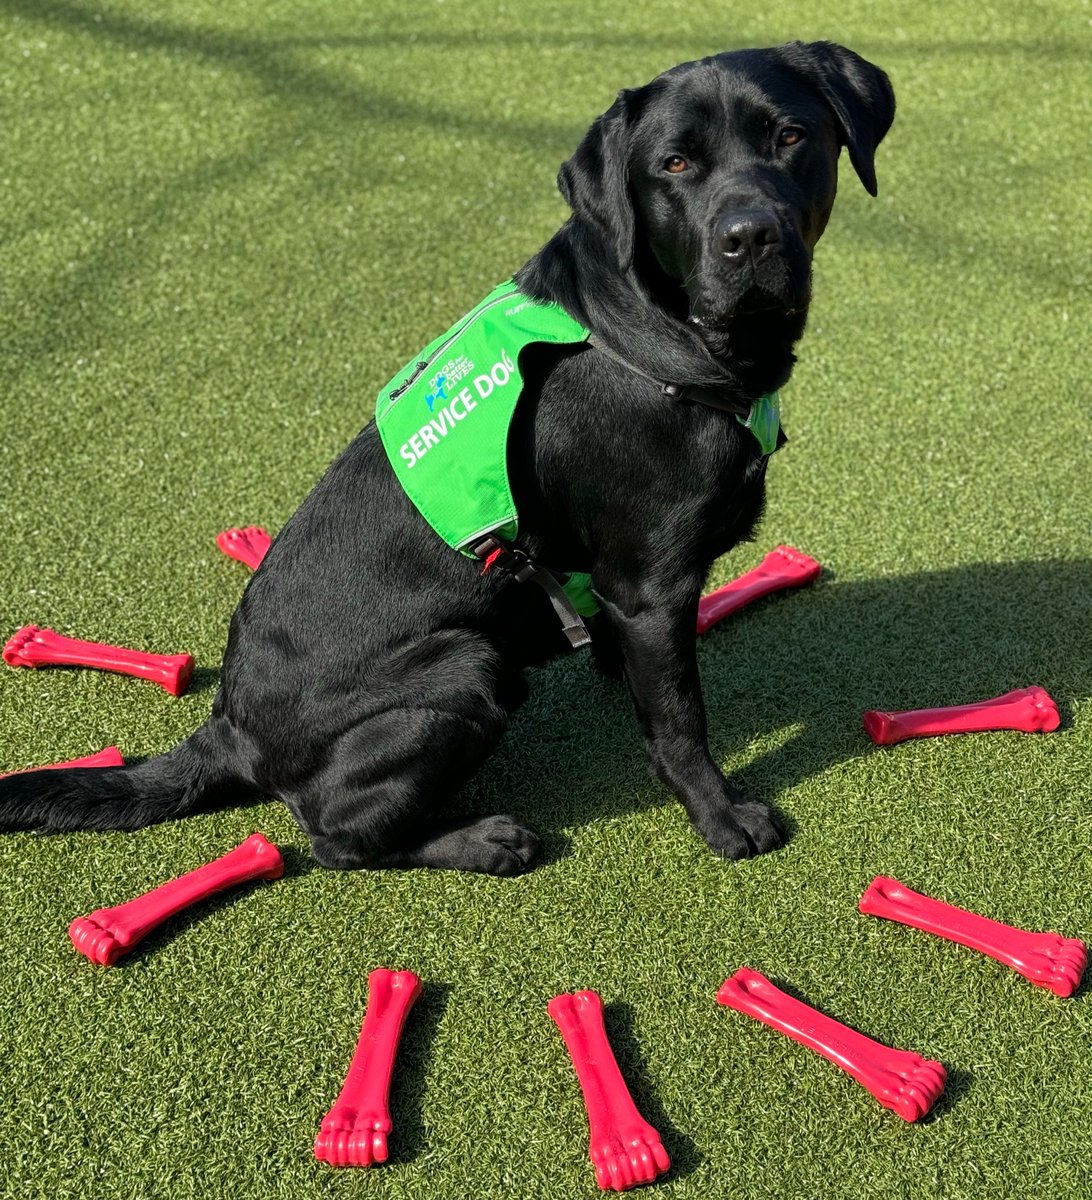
(471, 537, 591, 650)
(471, 536, 536, 583)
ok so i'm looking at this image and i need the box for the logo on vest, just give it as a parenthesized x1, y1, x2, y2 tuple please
(400, 348, 516, 469)
(424, 375, 448, 412)
(424, 353, 474, 411)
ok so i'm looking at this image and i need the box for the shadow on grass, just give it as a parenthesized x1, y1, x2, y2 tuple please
(10, 0, 1086, 74)
(923, 1065, 975, 1123)
(1, 0, 583, 381)
(486, 558, 1092, 848)
(118, 843, 317, 965)
(185, 666, 222, 700)
(604, 1001, 703, 1182)
(23, 558, 1086, 870)
(386, 980, 451, 1166)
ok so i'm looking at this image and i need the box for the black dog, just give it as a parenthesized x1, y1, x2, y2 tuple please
(0, 42, 894, 874)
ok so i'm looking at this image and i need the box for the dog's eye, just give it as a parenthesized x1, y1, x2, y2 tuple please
(778, 127, 804, 147)
(663, 155, 689, 174)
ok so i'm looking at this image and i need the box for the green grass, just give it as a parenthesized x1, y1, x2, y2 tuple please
(1, 1, 1090, 1196)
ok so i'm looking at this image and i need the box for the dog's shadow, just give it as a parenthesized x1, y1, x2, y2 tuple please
(477, 558, 1091, 843)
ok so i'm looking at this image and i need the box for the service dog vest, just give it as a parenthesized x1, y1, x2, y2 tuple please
(375, 279, 782, 625)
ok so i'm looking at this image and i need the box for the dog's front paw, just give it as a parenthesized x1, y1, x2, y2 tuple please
(700, 798, 783, 860)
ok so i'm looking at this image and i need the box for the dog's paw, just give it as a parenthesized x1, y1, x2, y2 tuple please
(701, 798, 783, 860)
(462, 814, 542, 876)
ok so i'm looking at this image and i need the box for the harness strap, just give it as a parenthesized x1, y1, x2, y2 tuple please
(587, 335, 753, 417)
(471, 537, 592, 650)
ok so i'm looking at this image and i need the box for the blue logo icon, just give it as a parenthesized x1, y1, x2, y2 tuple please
(425, 374, 448, 412)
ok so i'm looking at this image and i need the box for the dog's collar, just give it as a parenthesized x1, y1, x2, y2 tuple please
(587, 334, 751, 415)
(587, 335, 780, 454)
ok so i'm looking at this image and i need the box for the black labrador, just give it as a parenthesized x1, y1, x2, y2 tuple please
(0, 41, 894, 874)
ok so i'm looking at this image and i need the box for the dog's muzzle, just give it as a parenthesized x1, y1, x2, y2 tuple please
(688, 206, 809, 326)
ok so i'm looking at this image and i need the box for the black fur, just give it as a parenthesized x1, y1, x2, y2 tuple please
(0, 42, 894, 874)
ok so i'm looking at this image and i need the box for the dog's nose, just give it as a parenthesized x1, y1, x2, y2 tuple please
(717, 210, 781, 262)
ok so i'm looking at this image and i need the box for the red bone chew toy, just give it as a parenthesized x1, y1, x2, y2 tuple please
(3, 625, 194, 696)
(216, 526, 272, 570)
(314, 968, 423, 1168)
(68, 832, 284, 965)
(547, 990, 671, 1192)
(0, 746, 124, 779)
(863, 686, 1060, 745)
(716, 968, 946, 1122)
(860, 876, 1086, 998)
(697, 545, 821, 635)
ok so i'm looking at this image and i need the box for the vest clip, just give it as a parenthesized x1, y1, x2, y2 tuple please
(471, 537, 592, 651)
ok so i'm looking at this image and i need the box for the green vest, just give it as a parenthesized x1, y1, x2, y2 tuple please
(375, 280, 781, 623)
(376, 280, 599, 615)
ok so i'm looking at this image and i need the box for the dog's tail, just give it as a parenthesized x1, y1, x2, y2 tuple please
(0, 721, 253, 833)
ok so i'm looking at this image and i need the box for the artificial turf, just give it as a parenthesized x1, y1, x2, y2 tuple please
(1, 0, 1090, 1196)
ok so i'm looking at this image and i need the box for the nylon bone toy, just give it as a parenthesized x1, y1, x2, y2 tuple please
(4, 625, 194, 696)
(863, 686, 1060, 745)
(69, 833, 284, 965)
(716, 968, 946, 1121)
(314, 968, 423, 1168)
(860, 876, 1086, 997)
(548, 990, 671, 1191)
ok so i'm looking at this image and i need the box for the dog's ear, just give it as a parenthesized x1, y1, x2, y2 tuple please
(557, 88, 639, 271)
(784, 41, 895, 196)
